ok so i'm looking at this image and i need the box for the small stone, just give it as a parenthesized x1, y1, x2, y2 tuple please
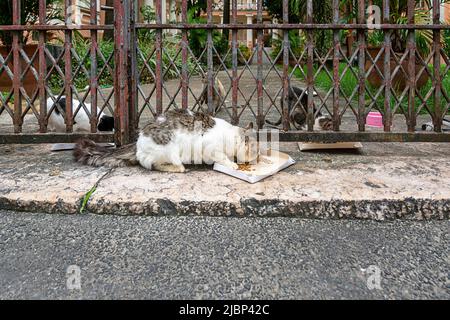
(49, 168, 61, 176)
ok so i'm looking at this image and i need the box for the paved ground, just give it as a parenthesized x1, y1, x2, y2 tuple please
(1, 142, 450, 219)
(0, 209, 447, 299)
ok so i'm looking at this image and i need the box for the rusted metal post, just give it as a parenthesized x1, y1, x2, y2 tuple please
(129, 0, 137, 137)
(407, 0, 416, 132)
(12, 0, 22, 133)
(64, 0, 73, 132)
(38, 0, 47, 133)
(114, 0, 133, 145)
(432, 0, 442, 132)
(155, 0, 163, 116)
(207, 0, 214, 114)
(181, 0, 188, 110)
(256, 0, 263, 129)
(357, 0, 366, 132)
(332, 0, 340, 131)
(282, 0, 290, 131)
(231, 0, 238, 125)
(383, 0, 392, 132)
(90, 0, 98, 133)
(306, 0, 314, 131)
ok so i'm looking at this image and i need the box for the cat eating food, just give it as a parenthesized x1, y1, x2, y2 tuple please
(74, 109, 258, 173)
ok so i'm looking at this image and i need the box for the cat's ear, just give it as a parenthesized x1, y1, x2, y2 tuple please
(245, 122, 254, 130)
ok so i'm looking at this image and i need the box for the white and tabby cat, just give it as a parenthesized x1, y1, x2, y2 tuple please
(47, 97, 114, 132)
(74, 109, 258, 173)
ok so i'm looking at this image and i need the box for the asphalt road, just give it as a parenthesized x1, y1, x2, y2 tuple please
(0, 210, 448, 299)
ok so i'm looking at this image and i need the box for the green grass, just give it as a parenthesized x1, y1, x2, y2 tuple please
(79, 185, 96, 214)
(292, 63, 450, 115)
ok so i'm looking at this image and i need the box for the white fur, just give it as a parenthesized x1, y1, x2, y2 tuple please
(136, 117, 256, 172)
(300, 116, 331, 131)
(47, 97, 107, 132)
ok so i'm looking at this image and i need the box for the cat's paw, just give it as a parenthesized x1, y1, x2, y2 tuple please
(174, 165, 186, 173)
(228, 162, 239, 170)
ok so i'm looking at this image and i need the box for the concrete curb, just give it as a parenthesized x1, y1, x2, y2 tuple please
(2, 142, 450, 221)
(1, 195, 448, 221)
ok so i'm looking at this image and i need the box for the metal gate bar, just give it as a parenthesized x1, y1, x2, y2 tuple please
(0, 0, 449, 145)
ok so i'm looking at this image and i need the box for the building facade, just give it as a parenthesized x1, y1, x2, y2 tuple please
(71, 1, 449, 48)
(137, 0, 273, 49)
(443, 2, 450, 23)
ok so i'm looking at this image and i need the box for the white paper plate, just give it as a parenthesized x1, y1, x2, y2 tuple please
(213, 150, 295, 184)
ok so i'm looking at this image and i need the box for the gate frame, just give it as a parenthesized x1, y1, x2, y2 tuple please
(0, 0, 449, 145)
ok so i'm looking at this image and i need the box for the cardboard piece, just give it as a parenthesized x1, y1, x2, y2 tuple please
(213, 150, 295, 184)
(51, 143, 115, 152)
(298, 142, 363, 151)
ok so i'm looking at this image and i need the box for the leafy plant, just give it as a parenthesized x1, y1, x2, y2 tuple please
(238, 44, 252, 65)
(444, 28, 450, 59)
(367, 30, 385, 47)
(369, 0, 450, 56)
(271, 30, 305, 61)
(265, 0, 332, 56)
(187, 6, 229, 65)
(137, 33, 197, 84)
(293, 62, 450, 115)
(138, 5, 156, 42)
(48, 36, 115, 91)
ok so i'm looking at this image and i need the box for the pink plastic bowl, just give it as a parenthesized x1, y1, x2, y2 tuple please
(366, 111, 383, 128)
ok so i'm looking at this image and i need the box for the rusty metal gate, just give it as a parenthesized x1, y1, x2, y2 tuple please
(0, 0, 449, 145)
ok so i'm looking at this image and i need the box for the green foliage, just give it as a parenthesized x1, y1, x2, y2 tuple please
(292, 63, 358, 99)
(367, 31, 385, 48)
(238, 44, 252, 64)
(264, 0, 332, 56)
(138, 5, 156, 42)
(48, 31, 198, 92)
(48, 37, 115, 92)
(444, 29, 450, 59)
(187, 7, 229, 65)
(293, 63, 450, 115)
(271, 30, 305, 61)
(79, 185, 96, 214)
(138, 33, 197, 84)
(367, 0, 450, 56)
(187, 0, 207, 18)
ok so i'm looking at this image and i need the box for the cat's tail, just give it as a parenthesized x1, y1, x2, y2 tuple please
(265, 117, 282, 127)
(73, 138, 138, 168)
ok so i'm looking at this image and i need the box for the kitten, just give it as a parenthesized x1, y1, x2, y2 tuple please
(47, 97, 114, 132)
(422, 118, 450, 132)
(265, 86, 333, 131)
(74, 109, 258, 173)
(198, 75, 227, 114)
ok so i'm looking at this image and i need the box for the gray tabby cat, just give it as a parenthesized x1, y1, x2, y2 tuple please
(198, 75, 227, 114)
(266, 86, 333, 131)
(74, 109, 257, 172)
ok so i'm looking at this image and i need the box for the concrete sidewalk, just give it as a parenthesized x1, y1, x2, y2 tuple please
(0, 142, 449, 220)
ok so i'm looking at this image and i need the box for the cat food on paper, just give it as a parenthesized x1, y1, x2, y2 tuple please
(213, 150, 295, 184)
